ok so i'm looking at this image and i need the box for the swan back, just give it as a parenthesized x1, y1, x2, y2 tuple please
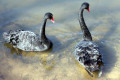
(3, 30, 50, 51)
(74, 41, 102, 72)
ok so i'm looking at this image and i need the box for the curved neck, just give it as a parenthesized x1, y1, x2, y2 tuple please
(40, 18, 47, 41)
(79, 8, 92, 41)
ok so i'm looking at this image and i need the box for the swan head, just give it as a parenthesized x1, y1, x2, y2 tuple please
(81, 2, 90, 12)
(45, 12, 54, 23)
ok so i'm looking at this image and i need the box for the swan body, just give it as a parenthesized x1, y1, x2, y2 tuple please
(74, 2, 103, 77)
(74, 41, 102, 72)
(3, 12, 54, 51)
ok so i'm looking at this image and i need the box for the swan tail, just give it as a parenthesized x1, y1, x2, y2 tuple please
(3, 32, 11, 43)
(3, 30, 22, 45)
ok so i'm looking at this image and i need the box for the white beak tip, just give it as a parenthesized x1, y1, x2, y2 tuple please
(51, 20, 55, 23)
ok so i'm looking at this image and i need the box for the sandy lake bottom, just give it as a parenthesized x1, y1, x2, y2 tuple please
(0, 0, 120, 80)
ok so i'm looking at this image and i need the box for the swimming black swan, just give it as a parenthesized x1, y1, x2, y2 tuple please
(3, 12, 54, 51)
(74, 2, 103, 77)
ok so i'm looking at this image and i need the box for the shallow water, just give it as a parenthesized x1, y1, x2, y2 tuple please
(0, 0, 120, 80)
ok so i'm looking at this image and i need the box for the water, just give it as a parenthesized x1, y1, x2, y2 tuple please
(0, 0, 120, 80)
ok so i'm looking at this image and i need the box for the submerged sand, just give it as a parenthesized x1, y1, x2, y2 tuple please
(0, 0, 120, 80)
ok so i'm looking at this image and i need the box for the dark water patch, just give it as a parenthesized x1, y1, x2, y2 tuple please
(97, 41, 117, 76)
(0, 74, 5, 80)
(96, 18, 118, 76)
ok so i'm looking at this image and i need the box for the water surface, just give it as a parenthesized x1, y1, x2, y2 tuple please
(0, 0, 120, 80)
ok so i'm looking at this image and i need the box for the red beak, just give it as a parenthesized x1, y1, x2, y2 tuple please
(87, 8, 90, 13)
(51, 17, 55, 23)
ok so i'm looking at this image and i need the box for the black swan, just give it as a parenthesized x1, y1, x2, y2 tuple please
(74, 2, 103, 77)
(3, 12, 54, 51)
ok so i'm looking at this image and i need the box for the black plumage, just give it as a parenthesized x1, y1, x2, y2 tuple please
(74, 2, 103, 77)
(3, 12, 54, 51)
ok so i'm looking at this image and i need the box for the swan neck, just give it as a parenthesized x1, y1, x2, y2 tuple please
(79, 8, 92, 41)
(40, 18, 47, 40)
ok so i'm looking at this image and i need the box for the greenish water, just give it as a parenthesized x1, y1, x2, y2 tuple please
(0, 0, 120, 80)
